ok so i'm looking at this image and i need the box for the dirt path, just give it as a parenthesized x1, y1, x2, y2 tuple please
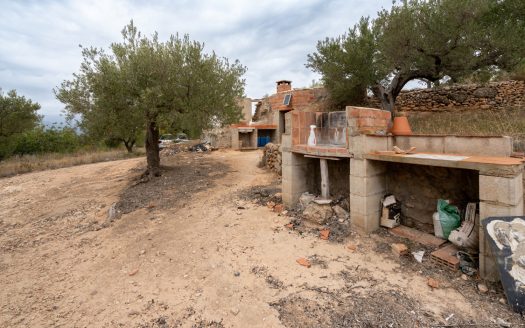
(0, 150, 521, 327)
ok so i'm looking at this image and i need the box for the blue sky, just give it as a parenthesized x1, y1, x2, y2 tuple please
(0, 0, 394, 123)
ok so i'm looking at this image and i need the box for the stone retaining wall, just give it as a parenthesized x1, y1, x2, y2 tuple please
(392, 80, 525, 113)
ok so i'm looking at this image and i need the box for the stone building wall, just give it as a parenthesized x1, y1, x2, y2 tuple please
(393, 80, 525, 113)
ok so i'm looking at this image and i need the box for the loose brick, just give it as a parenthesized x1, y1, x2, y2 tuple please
(296, 258, 311, 268)
(427, 277, 440, 289)
(319, 229, 330, 240)
(391, 243, 409, 256)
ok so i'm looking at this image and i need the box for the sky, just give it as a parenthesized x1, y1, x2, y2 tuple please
(0, 0, 394, 124)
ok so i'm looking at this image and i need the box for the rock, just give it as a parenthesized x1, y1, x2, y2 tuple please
(234, 271, 240, 277)
(461, 274, 469, 281)
(347, 243, 358, 252)
(285, 223, 294, 229)
(140, 249, 146, 255)
(230, 307, 240, 316)
(107, 203, 118, 222)
(478, 283, 489, 293)
(128, 268, 139, 276)
(473, 87, 497, 98)
(299, 192, 316, 209)
(499, 297, 507, 305)
(296, 257, 311, 268)
(333, 205, 349, 219)
(273, 192, 282, 199)
(302, 202, 333, 225)
(391, 243, 409, 256)
(427, 277, 440, 289)
(496, 318, 511, 327)
(266, 201, 276, 209)
(319, 229, 330, 240)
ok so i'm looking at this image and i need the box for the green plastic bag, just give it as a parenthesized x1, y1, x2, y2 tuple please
(437, 199, 461, 239)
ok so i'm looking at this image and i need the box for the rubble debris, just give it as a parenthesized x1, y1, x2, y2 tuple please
(319, 229, 330, 240)
(391, 243, 409, 257)
(273, 204, 284, 213)
(189, 142, 212, 152)
(427, 277, 440, 289)
(332, 205, 349, 220)
(303, 202, 333, 225)
(296, 258, 312, 268)
(478, 283, 489, 293)
(266, 201, 276, 209)
(299, 192, 316, 210)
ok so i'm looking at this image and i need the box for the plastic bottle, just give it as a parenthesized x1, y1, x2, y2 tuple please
(307, 125, 317, 146)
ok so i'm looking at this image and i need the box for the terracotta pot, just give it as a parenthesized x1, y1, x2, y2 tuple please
(391, 116, 412, 136)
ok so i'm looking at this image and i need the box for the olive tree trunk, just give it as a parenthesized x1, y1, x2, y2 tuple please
(145, 121, 161, 177)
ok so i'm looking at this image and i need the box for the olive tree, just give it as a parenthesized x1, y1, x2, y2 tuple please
(57, 22, 246, 176)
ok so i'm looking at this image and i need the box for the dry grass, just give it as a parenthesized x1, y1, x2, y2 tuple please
(0, 148, 144, 178)
(408, 106, 525, 151)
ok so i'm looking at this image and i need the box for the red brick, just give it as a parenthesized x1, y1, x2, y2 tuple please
(296, 258, 311, 268)
(320, 229, 330, 240)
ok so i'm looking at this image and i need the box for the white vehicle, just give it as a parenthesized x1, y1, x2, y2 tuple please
(158, 134, 176, 149)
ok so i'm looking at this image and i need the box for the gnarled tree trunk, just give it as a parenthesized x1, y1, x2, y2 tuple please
(145, 121, 161, 177)
(123, 139, 135, 153)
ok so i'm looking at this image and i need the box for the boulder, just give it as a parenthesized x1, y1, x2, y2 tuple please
(333, 205, 349, 220)
(303, 202, 333, 225)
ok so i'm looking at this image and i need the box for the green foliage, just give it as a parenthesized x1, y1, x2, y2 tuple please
(56, 21, 246, 173)
(0, 89, 42, 138)
(11, 127, 81, 156)
(307, 0, 525, 112)
(0, 127, 81, 160)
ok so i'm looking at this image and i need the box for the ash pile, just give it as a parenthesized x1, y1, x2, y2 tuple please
(259, 143, 282, 175)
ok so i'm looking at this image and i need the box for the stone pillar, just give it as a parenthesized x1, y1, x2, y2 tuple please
(349, 158, 387, 234)
(282, 150, 310, 207)
(478, 173, 524, 281)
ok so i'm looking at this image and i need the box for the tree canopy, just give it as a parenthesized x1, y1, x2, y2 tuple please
(0, 89, 41, 138)
(307, 0, 525, 112)
(56, 21, 246, 175)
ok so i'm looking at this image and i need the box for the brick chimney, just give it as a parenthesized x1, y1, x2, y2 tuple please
(276, 80, 292, 93)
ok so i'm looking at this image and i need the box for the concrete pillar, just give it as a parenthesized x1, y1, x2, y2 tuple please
(478, 173, 523, 281)
(349, 158, 387, 234)
(231, 129, 240, 150)
(282, 151, 310, 207)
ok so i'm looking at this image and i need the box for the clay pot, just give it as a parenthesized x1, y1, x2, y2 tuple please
(391, 116, 413, 136)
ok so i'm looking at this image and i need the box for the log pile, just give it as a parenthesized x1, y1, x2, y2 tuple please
(260, 143, 282, 175)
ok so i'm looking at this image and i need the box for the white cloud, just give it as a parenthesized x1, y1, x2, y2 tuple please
(0, 0, 392, 120)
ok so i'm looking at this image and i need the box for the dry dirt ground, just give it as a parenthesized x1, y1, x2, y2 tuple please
(0, 150, 523, 327)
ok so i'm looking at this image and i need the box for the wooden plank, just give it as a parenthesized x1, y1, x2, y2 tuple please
(389, 225, 447, 247)
(304, 155, 340, 160)
(320, 158, 329, 199)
